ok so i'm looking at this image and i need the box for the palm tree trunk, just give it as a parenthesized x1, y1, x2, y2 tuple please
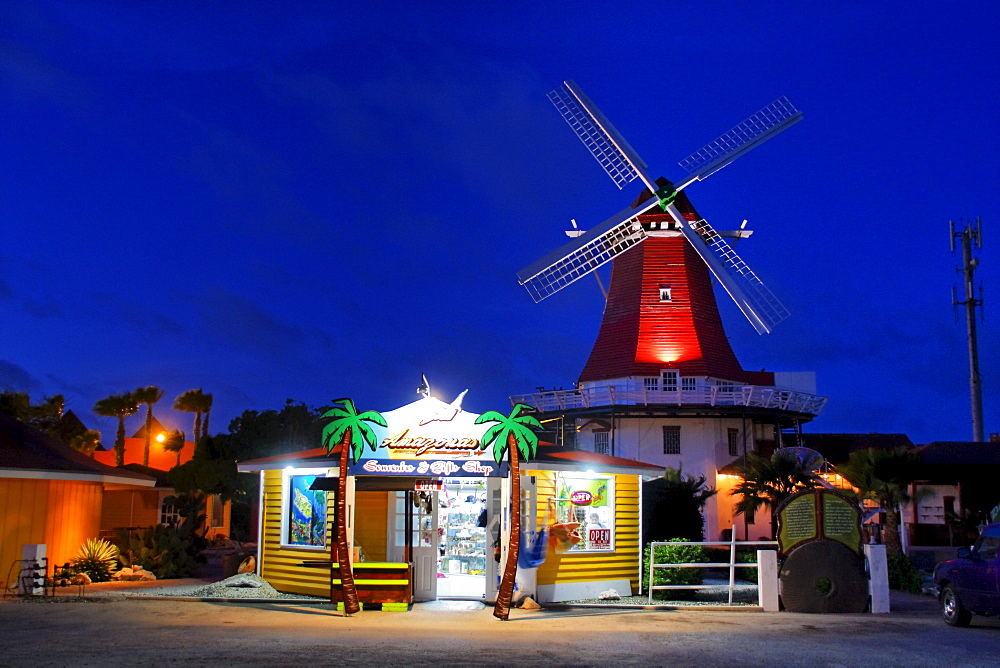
(494, 432, 520, 621)
(335, 429, 361, 615)
(194, 412, 202, 444)
(143, 405, 153, 467)
(884, 508, 903, 555)
(115, 417, 126, 467)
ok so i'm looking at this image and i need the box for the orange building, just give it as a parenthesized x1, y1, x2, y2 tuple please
(0, 414, 155, 589)
(92, 418, 195, 470)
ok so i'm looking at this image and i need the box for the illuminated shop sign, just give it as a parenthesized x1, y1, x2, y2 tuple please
(349, 395, 509, 478)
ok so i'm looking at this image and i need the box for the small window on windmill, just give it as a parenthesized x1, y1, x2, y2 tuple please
(643, 377, 659, 392)
(594, 430, 610, 455)
(659, 285, 672, 302)
(681, 376, 697, 392)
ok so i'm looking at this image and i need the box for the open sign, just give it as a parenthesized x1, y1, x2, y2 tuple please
(570, 490, 593, 505)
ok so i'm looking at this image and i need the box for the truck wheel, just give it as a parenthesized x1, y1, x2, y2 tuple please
(941, 585, 972, 627)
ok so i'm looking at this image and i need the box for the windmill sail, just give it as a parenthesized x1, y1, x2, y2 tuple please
(517, 199, 659, 302)
(548, 81, 656, 191)
(678, 96, 803, 182)
(680, 215, 790, 334)
(526, 80, 799, 332)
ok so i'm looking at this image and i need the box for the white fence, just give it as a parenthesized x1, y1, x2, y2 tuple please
(646, 532, 779, 607)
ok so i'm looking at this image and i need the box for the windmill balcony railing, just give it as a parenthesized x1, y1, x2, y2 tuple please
(511, 385, 827, 416)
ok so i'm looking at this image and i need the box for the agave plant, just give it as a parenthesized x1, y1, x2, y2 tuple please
(70, 538, 119, 582)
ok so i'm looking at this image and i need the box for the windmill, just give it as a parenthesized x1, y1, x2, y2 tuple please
(518, 80, 801, 337)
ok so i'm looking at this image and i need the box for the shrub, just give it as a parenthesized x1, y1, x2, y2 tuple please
(642, 538, 708, 600)
(887, 553, 922, 593)
(70, 538, 119, 582)
(735, 550, 760, 584)
(114, 525, 205, 579)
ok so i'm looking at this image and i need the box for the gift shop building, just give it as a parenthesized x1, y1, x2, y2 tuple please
(237, 388, 660, 606)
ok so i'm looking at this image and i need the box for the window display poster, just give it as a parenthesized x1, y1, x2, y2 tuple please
(555, 473, 614, 552)
(288, 474, 327, 547)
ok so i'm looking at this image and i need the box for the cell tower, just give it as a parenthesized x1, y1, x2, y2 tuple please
(951, 217, 985, 442)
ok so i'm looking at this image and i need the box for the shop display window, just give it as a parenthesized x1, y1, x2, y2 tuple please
(554, 472, 614, 552)
(282, 469, 328, 548)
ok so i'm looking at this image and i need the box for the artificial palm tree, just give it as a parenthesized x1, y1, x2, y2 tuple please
(133, 385, 164, 467)
(475, 403, 542, 621)
(174, 389, 209, 442)
(161, 429, 187, 467)
(730, 450, 824, 538)
(836, 446, 924, 555)
(92, 392, 139, 467)
(321, 398, 387, 615)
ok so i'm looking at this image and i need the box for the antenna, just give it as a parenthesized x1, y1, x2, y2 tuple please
(951, 217, 985, 442)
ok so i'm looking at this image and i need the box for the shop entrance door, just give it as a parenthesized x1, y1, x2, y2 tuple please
(411, 490, 438, 602)
(386, 490, 438, 602)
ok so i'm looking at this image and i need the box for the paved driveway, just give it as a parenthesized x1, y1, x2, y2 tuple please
(1, 591, 997, 665)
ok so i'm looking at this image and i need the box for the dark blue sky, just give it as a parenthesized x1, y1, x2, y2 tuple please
(2, 1, 997, 446)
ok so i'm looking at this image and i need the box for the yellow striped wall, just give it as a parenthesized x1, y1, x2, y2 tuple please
(1, 477, 103, 588)
(259, 468, 335, 597)
(530, 471, 641, 594)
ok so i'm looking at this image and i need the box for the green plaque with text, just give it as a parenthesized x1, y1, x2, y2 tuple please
(822, 491, 863, 554)
(777, 493, 818, 554)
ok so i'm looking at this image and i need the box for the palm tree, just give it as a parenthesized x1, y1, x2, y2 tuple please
(321, 398, 387, 615)
(161, 429, 187, 467)
(92, 392, 139, 467)
(68, 429, 103, 458)
(730, 450, 824, 537)
(174, 389, 209, 442)
(645, 466, 718, 542)
(133, 385, 164, 467)
(475, 403, 542, 621)
(836, 446, 924, 555)
(200, 391, 213, 438)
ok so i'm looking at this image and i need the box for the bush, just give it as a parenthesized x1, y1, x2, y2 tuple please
(735, 550, 760, 584)
(887, 553, 922, 593)
(114, 525, 205, 579)
(642, 538, 708, 600)
(70, 538, 119, 583)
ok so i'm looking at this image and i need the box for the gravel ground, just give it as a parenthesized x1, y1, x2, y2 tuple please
(121, 573, 327, 600)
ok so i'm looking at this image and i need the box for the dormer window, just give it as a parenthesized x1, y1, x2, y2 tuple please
(659, 285, 672, 302)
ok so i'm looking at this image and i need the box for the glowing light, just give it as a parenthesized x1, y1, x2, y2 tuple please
(155, 432, 166, 443)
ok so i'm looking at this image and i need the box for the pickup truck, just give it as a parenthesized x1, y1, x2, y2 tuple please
(933, 522, 1000, 626)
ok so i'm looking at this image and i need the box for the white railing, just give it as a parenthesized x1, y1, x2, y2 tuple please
(511, 385, 827, 416)
(646, 533, 779, 606)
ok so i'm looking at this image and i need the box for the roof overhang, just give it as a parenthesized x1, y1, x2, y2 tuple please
(1, 468, 157, 487)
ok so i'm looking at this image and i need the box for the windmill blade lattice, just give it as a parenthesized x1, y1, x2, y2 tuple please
(517, 200, 660, 302)
(686, 217, 790, 333)
(547, 81, 654, 191)
(679, 96, 802, 182)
